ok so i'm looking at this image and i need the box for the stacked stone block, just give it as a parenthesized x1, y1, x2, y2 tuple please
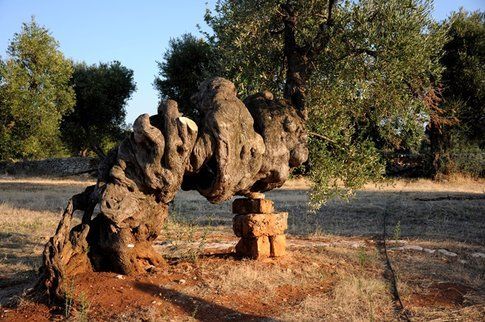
(232, 197, 288, 259)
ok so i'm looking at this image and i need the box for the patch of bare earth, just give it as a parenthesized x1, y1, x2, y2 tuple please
(388, 241, 485, 321)
(0, 177, 484, 321)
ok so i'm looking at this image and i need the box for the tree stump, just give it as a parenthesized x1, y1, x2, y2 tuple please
(232, 195, 288, 259)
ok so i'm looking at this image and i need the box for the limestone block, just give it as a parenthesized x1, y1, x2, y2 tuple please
(269, 235, 286, 257)
(232, 198, 274, 215)
(233, 212, 288, 237)
(246, 192, 265, 199)
(235, 236, 270, 259)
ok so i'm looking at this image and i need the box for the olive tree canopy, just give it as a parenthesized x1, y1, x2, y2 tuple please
(205, 0, 446, 206)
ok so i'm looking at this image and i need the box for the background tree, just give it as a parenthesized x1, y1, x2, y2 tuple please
(432, 10, 484, 177)
(205, 0, 446, 206)
(0, 18, 75, 160)
(442, 10, 484, 146)
(60, 61, 136, 157)
(154, 34, 219, 119)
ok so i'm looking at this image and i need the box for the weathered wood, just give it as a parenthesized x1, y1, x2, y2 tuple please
(36, 186, 95, 302)
(244, 91, 308, 192)
(183, 78, 266, 203)
(38, 78, 308, 302)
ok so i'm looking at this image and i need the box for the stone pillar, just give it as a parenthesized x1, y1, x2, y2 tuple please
(232, 195, 287, 259)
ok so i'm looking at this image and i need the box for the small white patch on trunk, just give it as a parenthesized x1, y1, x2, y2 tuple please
(178, 116, 198, 132)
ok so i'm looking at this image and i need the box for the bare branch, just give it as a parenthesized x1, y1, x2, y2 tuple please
(308, 131, 346, 151)
(336, 47, 378, 61)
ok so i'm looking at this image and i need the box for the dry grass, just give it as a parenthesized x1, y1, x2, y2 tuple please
(0, 176, 484, 321)
(281, 276, 393, 322)
(0, 204, 58, 277)
(0, 178, 86, 303)
(205, 258, 325, 296)
(276, 245, 395, 321)
(391, 248, 485, 321)
(168, 177, 485, 243)
(364, 175, 485, 193)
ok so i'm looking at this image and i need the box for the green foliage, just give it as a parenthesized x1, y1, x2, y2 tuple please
(429, 10, 485, 177)
(358, 246, 368, 268)
(78, 292, 91, 322)
(420, 10, 485, 177)
(64, 279, 75, 318)
(206, 0, 446, 205)
(60, 61, 135, 156)
(0, 18, 75, 160)
(313, 0, 445, 150)
(441, 10, 484, 147)
(154, 33, 219, 119)
(205, 0, 287, 96)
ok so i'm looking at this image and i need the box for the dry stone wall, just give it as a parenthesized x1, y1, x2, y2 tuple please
(0, 157, 98, 177)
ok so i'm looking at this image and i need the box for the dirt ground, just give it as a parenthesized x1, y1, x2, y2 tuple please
(0, 176, 484, 321)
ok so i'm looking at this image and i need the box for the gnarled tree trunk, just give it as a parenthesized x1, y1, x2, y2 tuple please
(37, 78, 308, 303)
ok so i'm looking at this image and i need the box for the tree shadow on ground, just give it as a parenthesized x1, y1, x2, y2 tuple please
(174, 189, 485, 244)
(0, 181, 84, 212)
(0, 232, 44, 249)
(133, 281, 270, 321)
(0, 232, 43, 305)
(2, 180, 484, 243)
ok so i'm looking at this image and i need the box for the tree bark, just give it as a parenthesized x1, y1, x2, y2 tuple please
(281, 2, 308, 114)
(36, 100, 198, 303)
(37, 78, 309, 303)
(280, 0, 337, 117)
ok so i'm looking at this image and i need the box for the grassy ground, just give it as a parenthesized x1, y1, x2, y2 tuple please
(0, 176, 483, 321)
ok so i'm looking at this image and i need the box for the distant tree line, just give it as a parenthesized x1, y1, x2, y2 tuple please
(0, 4, 483, 205)
(0, 18, 135, 160)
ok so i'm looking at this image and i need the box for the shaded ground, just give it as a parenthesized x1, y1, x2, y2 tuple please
(170, 178, 485, 244)
(0, 177, 484, 321)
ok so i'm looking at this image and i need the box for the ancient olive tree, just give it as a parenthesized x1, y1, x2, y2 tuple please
(205, 0, 446, 206)
(0, 18, 75, 160)
(37, 0, 448, 302)
(61, 61, 136, 157)
(37, 78, 308, 302)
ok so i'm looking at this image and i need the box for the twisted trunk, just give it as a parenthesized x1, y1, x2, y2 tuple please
(37, 78, 308, 303)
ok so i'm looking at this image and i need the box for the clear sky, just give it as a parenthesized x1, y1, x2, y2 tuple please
(1, 0, 483, 124)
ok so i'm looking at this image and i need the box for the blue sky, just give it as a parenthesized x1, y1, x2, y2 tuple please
(1, 0, 483, 123)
